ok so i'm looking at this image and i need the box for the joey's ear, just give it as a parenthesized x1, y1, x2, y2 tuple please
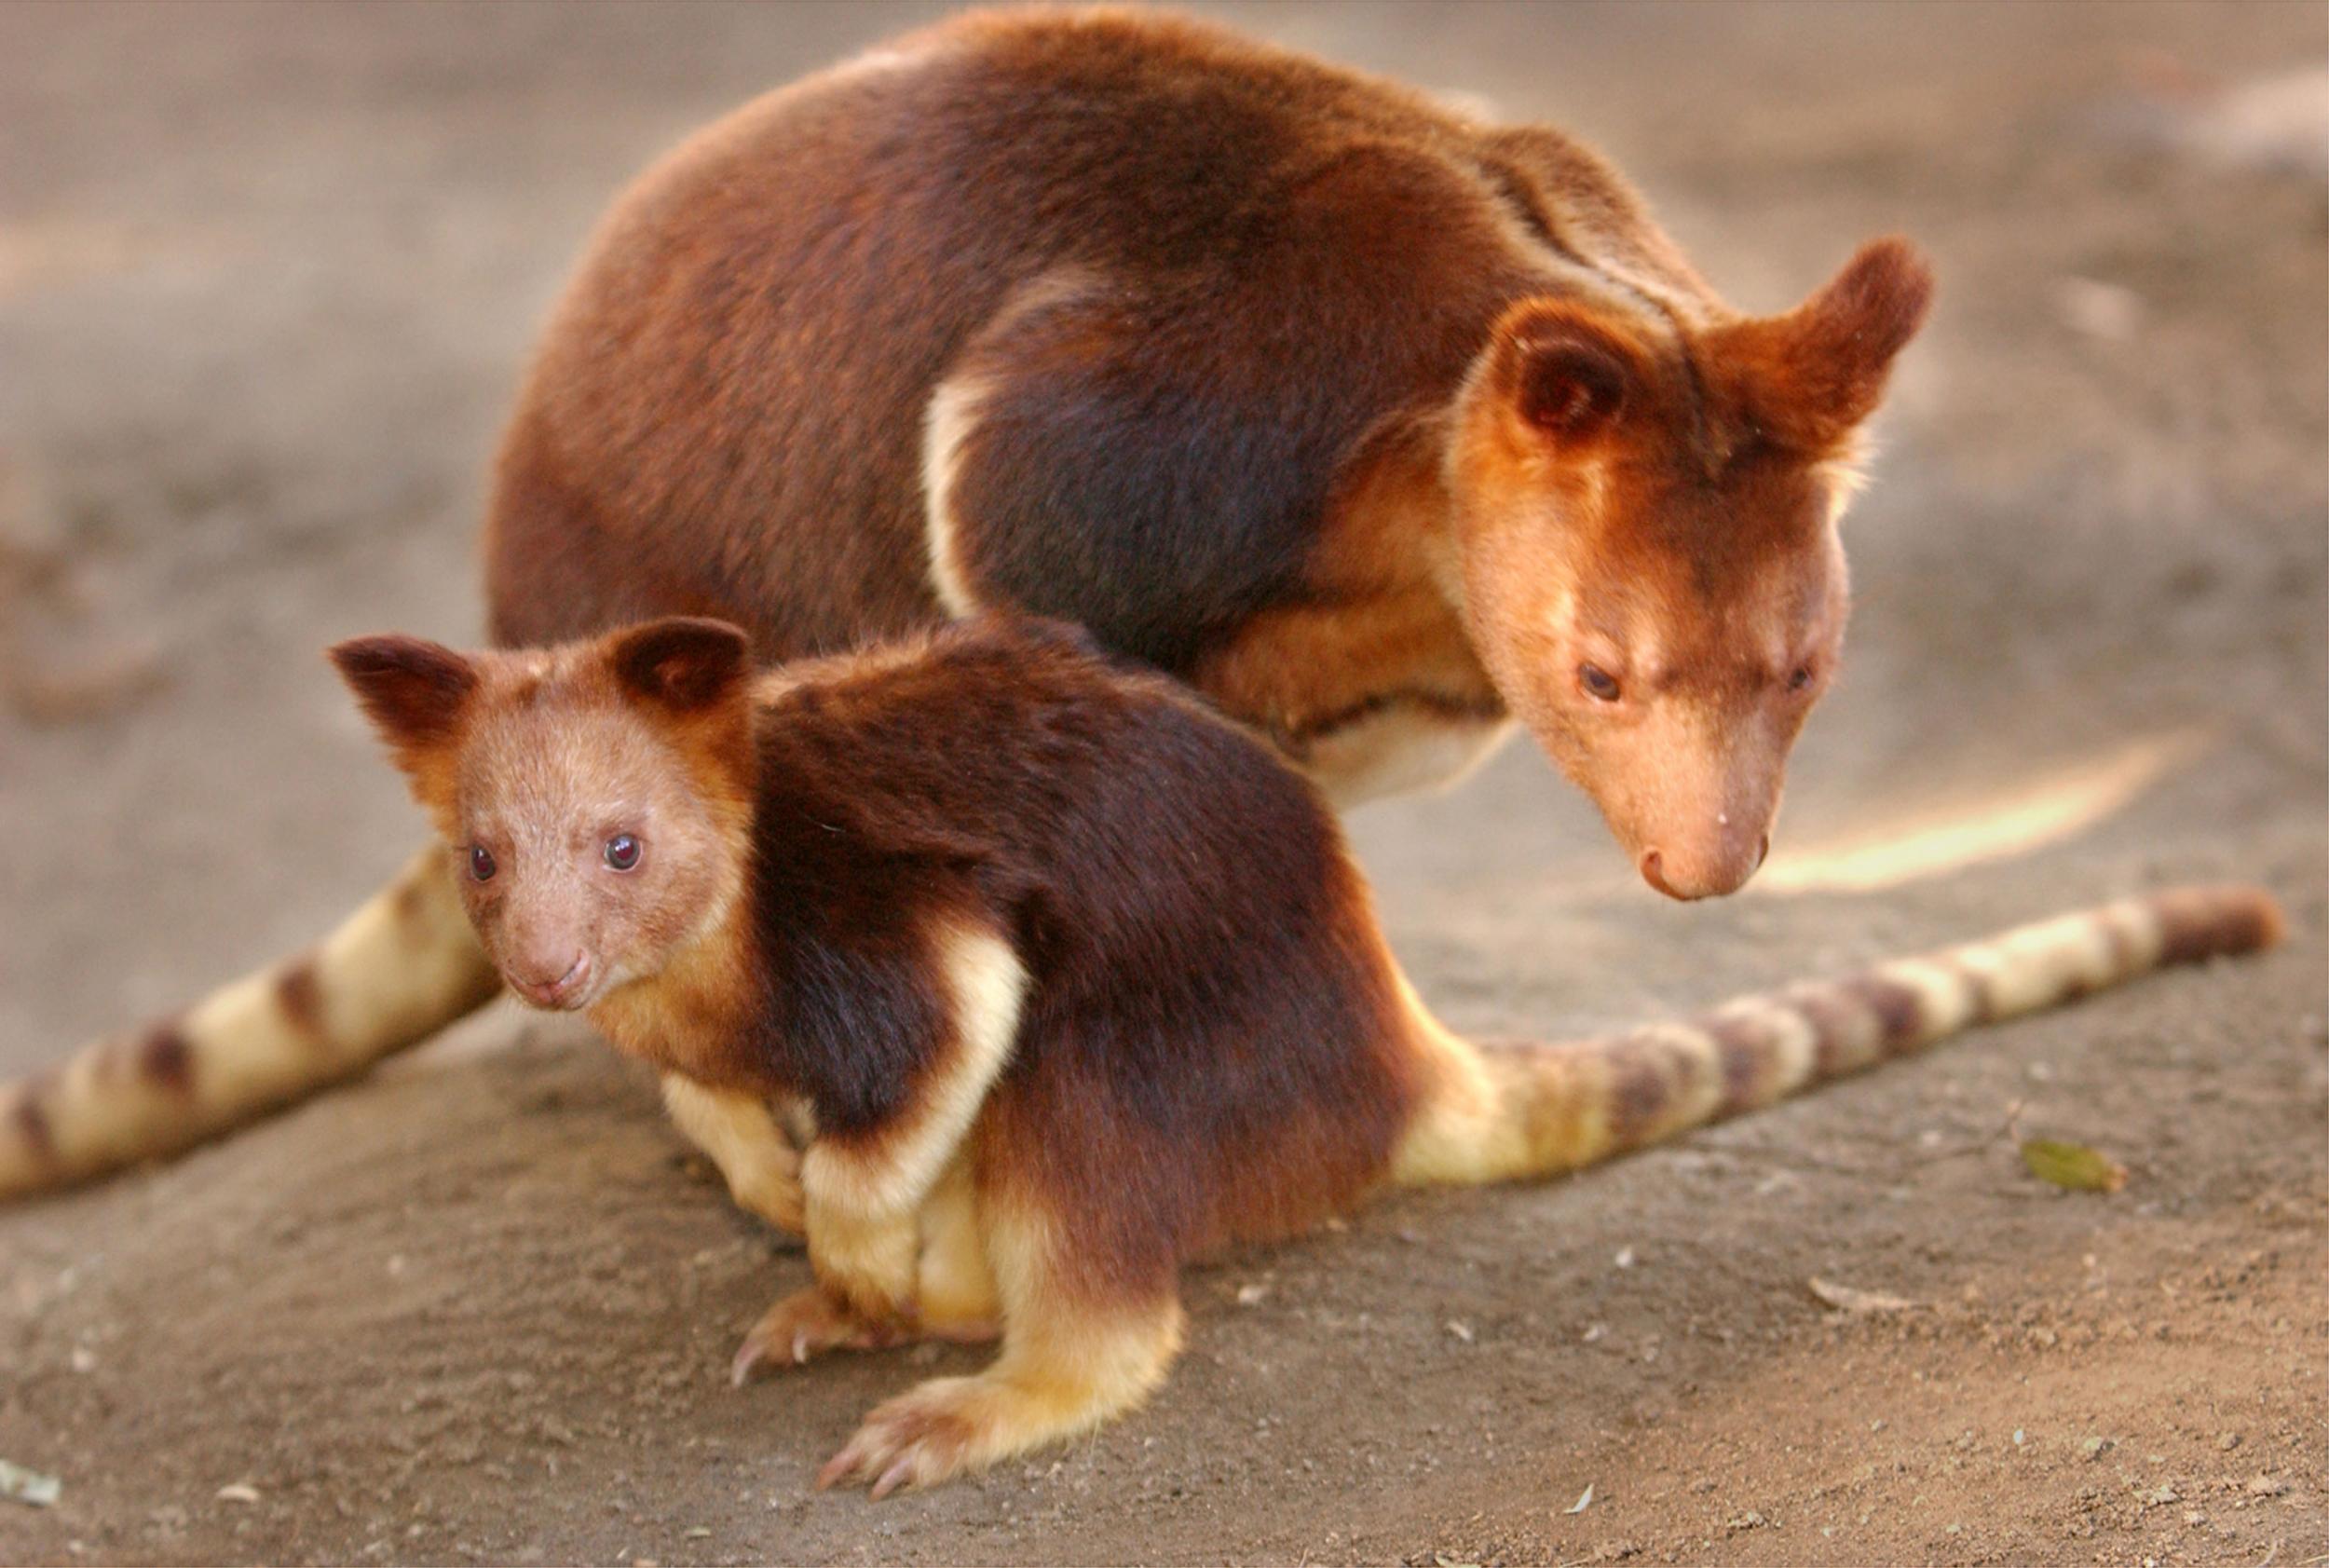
(1495, 303, 1643, 443)
(329, 635, 479, 763)
(607, 618, 752, 714)
(1706, 236, 1935, 454)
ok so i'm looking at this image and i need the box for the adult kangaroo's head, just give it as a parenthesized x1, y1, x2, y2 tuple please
(1445, 239, 1933, 900)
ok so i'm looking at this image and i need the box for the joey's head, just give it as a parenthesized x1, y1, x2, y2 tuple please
(1446, 238, 1933, 899)
(331, 618, 756, 1009)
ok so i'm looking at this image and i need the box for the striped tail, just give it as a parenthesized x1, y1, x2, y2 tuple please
(1, 845, 502, 1199)
(1393, 884, 2285, 1187)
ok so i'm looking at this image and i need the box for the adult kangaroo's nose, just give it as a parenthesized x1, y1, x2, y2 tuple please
(1639, 832, 1769, 902)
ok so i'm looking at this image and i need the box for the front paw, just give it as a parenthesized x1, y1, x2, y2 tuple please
(731, 1288, 907, 1385)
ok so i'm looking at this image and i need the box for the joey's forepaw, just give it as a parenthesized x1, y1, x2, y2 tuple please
(730, 1288, 906, 1385)
(816, 1377, 987, 1499)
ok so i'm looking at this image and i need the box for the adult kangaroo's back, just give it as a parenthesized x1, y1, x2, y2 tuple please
(7, 7, 1937, 1196)
(493, 7, 1619, 680)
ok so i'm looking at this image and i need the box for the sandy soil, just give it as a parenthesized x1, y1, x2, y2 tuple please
(1, 4, 2323, 1563)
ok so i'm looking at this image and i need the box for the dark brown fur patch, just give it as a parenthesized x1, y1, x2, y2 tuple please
(142, 1025, 196, 1094)
(276, 959, 327, 1041)
(1837, 976, 1926, 1054)
(10, 1083, 55, 1163)
(1702, 1013, 1772, 1114)
(1604, 1040, 1676, 1149)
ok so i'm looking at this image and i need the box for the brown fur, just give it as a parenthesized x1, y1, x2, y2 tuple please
(334, 614, 2281, 1496)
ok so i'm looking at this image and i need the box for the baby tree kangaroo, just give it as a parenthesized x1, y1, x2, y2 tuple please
(2, 7, 1942, 1199)
(333, 615, 2276, 1496)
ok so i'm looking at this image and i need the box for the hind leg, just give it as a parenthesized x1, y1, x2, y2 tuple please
(911, 1156, 1001, 1343)
(816, 1204, 1184, 1498)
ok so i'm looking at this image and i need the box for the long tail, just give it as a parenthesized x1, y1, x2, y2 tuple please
(1393, 884, 2285, 1187)
(1, 845, 502, 1199)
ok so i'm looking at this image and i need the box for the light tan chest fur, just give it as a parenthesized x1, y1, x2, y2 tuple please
(588, 919, 756, 1089)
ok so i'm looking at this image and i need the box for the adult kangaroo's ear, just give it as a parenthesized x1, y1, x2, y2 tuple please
(1706, 236, 1936, 454)
(1494, 300, 1647, 444)
(329, 635, 479, 763)
(608, 618, 753, 714)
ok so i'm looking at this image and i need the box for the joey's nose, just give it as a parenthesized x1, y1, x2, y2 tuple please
(511, 950, 591, 1007)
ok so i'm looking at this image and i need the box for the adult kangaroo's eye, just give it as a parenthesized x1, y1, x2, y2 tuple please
(604, 834, 642, 872)
(469, 845, 497, 882)
(1578, 662, 1622, 702)
(1789, 665, 1816, 693)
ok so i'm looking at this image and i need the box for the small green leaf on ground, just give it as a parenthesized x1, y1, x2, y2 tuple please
(2021, 1139, 2128, 1193)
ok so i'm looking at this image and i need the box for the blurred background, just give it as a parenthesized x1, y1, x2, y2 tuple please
(2, 6, 2323, 1565)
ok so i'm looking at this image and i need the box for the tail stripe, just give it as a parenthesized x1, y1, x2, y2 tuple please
(1704, 995, 1819, 1111)
(1787, 982, 1886, 1077)
(1830, 974, 1926, 1056)
(1871, 957, 1980, 1045)
(133, 1024, 198, 1093)
(275, 958, 329, 1042)
(11, 1084, 55, 1162)
(1604, 1023, 1721, 1151)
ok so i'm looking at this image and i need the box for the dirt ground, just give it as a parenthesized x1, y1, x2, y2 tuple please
(1, 4, 2323, 1564)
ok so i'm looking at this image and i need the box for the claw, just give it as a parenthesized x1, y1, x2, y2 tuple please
(735, 1287, 912, 1385)
(869, 1456, 916, 1500)
(814, 1445, 859, 1492)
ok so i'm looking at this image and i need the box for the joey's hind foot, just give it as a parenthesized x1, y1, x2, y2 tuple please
(731, 1288, 909, 1384)
(816, 1375, 992, 1499)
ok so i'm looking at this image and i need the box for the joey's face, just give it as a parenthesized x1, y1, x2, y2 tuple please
(1447, 238, 1929, 900)
(332, 618, 757, 1010)
(450, 704, 741, 1008)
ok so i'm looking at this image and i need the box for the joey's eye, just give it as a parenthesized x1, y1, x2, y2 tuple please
(1578, 663, 1622, 702)
(468, 845, 497, 882)
(604, 834, 641, 872)
(1789, 665, 1816, 693)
